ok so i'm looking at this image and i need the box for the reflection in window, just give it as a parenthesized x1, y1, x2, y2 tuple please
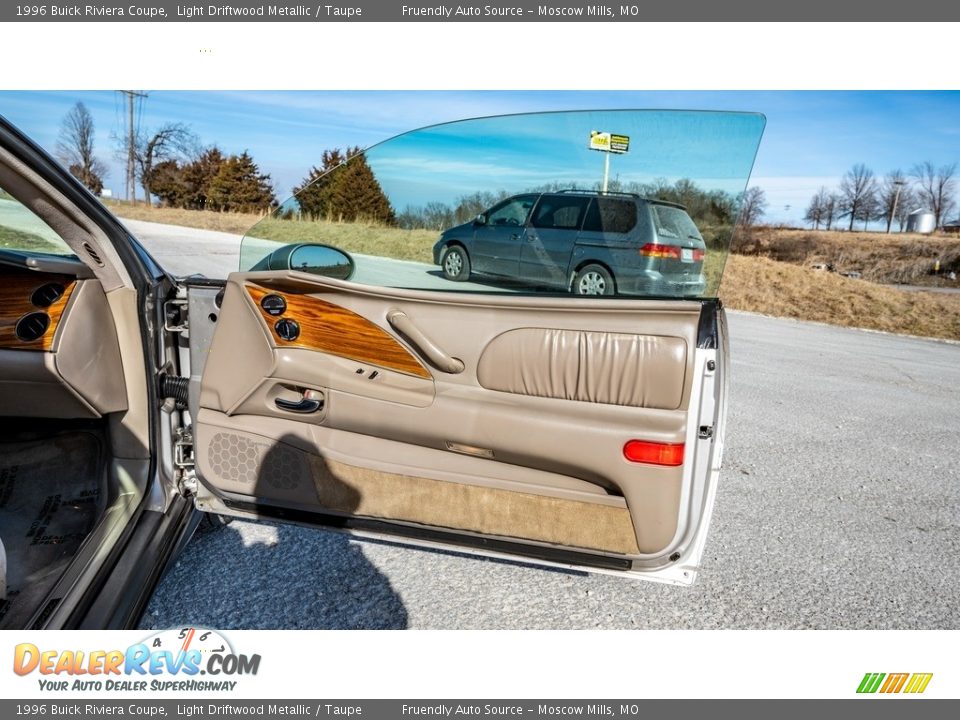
(531, 196, 589, 230)
(582, 198, 638, 234)
(0, 185, 74, 256)
(488, 195, 536, 226)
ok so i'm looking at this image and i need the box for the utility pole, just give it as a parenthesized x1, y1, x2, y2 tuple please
(888, 178, 905, 233)
(118, 91, 147, 204)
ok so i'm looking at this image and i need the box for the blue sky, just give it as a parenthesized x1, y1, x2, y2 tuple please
(1, 90, 958, 224)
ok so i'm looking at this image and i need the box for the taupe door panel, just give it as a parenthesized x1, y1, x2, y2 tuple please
(477, 327, 687, 410)
(197, 272, 703, 555)
(196, 410, 641, 555)
(0, 270, 127, 418)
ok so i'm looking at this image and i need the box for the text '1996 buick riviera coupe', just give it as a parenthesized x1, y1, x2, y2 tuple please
(0, 109, 763, 628)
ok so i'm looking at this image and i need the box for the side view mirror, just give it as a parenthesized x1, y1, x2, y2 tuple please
(473, 214, 487, 226)
(249, 243, 355, 280)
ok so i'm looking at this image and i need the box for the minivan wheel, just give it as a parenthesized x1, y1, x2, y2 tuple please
(573, 265, 614, 295)
(441, 245, 471, 282)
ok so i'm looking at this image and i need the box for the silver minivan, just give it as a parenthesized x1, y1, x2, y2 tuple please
(432, 190, 708, 296)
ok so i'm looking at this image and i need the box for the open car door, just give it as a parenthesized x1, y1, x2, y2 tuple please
(188, 110, 764, 585)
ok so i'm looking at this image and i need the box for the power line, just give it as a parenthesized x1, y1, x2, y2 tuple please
(117, 90, 147, 203)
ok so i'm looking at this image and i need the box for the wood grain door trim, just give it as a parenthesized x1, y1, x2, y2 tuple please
(0, 267, 77, 351)
(245, 283, 431, 379)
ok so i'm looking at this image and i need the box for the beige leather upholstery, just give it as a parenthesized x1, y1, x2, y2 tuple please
(477, 328, 687, 410)
(197, 272, 702, 556)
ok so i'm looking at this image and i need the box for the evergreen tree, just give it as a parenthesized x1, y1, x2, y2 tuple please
(293, 149, 345, 219)
(147, 159, 184, 207)
(293, 147, 395, 224)
(206, 151, 275, 213)
(180, 147, 226, 210)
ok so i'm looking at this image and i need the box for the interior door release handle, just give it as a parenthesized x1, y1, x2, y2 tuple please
(275, 392, 323, 413)
(386, 309, 465, 374)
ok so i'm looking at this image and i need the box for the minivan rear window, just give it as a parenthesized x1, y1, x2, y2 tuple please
(651, 204, 702, 241)
(582, 198, 637, 234)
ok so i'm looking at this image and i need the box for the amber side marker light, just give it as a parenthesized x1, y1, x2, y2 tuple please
(623, 440, 685, 466)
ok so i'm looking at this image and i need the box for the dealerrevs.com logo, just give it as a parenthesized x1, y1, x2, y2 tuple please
(857, 673, 933, 695)
(13, 628, 260, 692)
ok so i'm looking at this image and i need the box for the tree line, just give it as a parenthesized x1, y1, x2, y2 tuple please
(804, 162, 958, 232)
(55, 101, 276, 213)
(396, 178, 743, 232)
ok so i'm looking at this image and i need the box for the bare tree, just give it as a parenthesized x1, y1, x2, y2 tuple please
(804, 186, 830, 230)
(876, 170, 914, 233)
(56, 102, 108, 194)
(838, 164, 877, 231)
(738, 186, 767, 228)
(823, 193, 840, 230)
(912, 161, 957, 228)
(136, 123, 197, 206)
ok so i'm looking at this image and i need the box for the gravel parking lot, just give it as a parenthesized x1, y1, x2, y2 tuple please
(141, 311, 960, 630)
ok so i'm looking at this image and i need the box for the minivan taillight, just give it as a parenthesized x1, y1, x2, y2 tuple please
(639, 244, 705, 262)
(639, 243, 681, 259)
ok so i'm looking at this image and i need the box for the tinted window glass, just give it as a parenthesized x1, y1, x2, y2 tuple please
(651, 204, 703, 241)
(488, 195, 536, 226)
(240, 110, 766, 298)
(531, 195, 589, 230)
(582, 197, 637, 234)
(0, 185, 74, 257)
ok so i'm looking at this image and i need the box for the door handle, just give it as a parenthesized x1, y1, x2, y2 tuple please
(386, 309, 464, 374)
(275, 396, 323, 413)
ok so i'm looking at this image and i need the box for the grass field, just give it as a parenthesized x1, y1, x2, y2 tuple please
(0, 225, 62, 253)
(106, 202, 960, 341)
(734, 227, 960, 285)
(720, 254, 960, 341)
(104, 200, 267, 235)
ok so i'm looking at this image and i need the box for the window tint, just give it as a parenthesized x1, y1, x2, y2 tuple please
(651, 204, 702, 241)
(0, 186, 74, 256)
(582, 198, 637, 234)
(531, 195, 589, 230)
(488, 195, 536, 226)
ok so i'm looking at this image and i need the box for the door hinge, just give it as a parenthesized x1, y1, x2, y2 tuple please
(174, 426, 198, 496)
(698, 425, 714, 439)
(164, 297, 189, 333)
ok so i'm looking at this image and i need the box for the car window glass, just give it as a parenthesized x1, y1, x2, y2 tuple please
(488, 196, 535, 226)
(652, 204, 703, 241)
(582, 197, 637, 234)
(531, 195, 590, 230)
(240, 110, 765, 298)
(0, 185, 74, 257)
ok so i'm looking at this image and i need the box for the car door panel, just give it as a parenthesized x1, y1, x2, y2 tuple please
(0, 264, 128, 419)
(193, 270, 718, 566)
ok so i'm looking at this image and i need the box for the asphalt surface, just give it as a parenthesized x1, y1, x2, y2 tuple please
(122, 218, 514, 292)
(126, 219, 960, 630)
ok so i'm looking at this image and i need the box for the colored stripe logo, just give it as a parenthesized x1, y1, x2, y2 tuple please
(857, 673, 933, 694)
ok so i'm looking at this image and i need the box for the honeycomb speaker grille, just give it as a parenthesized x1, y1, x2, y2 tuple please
(206, 432, 308, 490)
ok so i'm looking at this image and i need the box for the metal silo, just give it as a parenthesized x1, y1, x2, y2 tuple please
(906, 209, 936, 234)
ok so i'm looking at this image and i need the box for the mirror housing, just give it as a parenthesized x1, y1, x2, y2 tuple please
(249, 243, 355, 280)
(473, 213, 487, 226)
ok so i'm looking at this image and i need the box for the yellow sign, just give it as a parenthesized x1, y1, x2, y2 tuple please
(589, 130, 629, 154)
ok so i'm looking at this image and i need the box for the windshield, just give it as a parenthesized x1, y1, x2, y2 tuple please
(241, 110, 764, 298)
(0, 185, 75, 257)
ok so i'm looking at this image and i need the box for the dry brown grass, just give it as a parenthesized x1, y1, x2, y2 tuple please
(106, 200, 266, 235)
(104, 202, 960, 340)
(720, 254, 960, 341)
(734, 227, 960, 285)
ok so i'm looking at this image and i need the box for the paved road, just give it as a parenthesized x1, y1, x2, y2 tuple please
(127, 219, 960, 630)
(123, 217, 514, 292)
